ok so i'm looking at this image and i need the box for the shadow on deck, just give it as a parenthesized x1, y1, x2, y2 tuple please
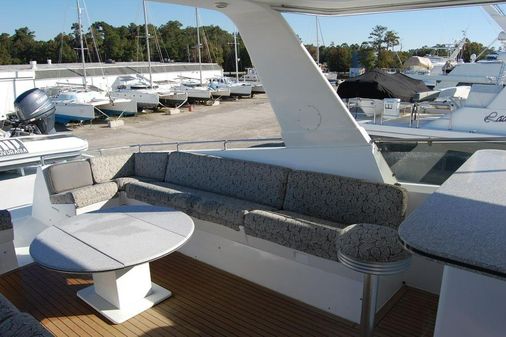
(0, 252, 437, 337)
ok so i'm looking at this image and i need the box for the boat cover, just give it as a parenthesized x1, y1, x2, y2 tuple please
(337, 69, 429, 102)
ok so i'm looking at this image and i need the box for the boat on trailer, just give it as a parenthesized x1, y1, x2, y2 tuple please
(1, 1, 506, 337)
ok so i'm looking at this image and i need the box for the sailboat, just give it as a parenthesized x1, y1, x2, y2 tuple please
(209, 30, 253, 97)
(50, 0, 137, 123)
(109, 0, 162, 111)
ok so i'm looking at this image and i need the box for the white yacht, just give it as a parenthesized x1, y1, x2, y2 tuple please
(50, 86, 138, 123)
(209, 76, 253, 97)
(1, 1, 505, 337)
(110, 75, 161, 111)
(50, 0, 137, 122)
(240, 67, 265, 93)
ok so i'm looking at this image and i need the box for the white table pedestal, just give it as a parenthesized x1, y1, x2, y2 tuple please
(77, 263, 171, 324)
(434, 266, 506, 337)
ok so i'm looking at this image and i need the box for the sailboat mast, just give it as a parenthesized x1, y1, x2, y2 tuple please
(315, 16, 320, 66)
(234, 30, 239, 82)
(143, 0, 153, 88)
(77, 0, 87, 90)
(195, 7, 203, 85)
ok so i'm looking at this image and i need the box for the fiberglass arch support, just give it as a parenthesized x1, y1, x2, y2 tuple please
(151, 0, 396, 184)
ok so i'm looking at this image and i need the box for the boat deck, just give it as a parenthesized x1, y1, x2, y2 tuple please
(0, 252, 437, 337)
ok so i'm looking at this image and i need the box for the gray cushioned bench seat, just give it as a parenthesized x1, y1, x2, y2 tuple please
(50, 182, 118, 208)
(126, 181, 275, 230)
(283, 170, 407, 229)
(0, 210, 12, 231)
(165, 151, 290, 209)
(0, 294, 52, 337)
(44, 150, 408, 263)
(244, 210, 346, 259)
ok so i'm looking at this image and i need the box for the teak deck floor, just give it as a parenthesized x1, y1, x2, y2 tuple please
(0, 253, 438, 337)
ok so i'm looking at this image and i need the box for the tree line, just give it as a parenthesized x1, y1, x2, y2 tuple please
(0, 23, 493, 73)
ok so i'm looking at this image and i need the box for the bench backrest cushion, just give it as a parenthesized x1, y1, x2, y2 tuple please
(283, 170, 408, 228)
(165, 152, 290, 208)
(134, 152, 169, 181)
(46, 160, 93, 194)
(89, 153, 134, 184)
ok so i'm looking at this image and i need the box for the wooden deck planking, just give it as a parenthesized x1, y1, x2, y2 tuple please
(0, 252, 438, 337)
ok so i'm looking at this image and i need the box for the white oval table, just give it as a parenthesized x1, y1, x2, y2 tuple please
(30, 205, 194, 324)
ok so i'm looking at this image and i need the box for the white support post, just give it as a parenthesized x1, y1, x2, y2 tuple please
(77, 263, 171, 324)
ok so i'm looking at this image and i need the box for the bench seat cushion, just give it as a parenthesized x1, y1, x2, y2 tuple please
(283, 170, 408, 228)
(50, 182, 118, 208)
(115, 176, 158, 191)
(89, 153, 134, 184)
(126, 181, 275, 230)
(0, 211, 12, 231)
(0, 312, 53, 337)
(0, 294, 18, 324)
(165, 152, 290, 209)
(125, 181, 194, 211)
(45, 161, 93, 194)
(244, 210, 346, 259)
(134, 152, 169, 181)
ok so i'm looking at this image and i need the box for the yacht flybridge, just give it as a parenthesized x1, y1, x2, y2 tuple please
(1, 1, 506, 337)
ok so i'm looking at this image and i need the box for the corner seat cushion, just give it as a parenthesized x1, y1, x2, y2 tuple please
(115, 176, 158, 191)
(338, 223, 410, 264)
(134, 152, 169, 180)
(89, 153, 134, 184)
(0, 312, 53, 337)
(0, 294, 18, 324)
(49, 182, 118, 208)
(45, 160, 93, 194)
(0, 210, 12, 231)
(244, 210, 346, 259)
(283, 170, 408, 228)
(165, 151, 290, 209)
(126, 181, 275, 230)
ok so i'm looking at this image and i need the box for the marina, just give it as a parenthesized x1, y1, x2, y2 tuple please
(1, 0, 506, 337)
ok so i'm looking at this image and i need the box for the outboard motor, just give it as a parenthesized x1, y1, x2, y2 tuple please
(13, 88, 56, 135)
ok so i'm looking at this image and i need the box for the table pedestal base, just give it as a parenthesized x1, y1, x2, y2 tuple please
(77, 263, 171, 324)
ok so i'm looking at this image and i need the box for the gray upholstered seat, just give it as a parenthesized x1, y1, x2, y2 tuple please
(0, 294, 52, 337)
(283, 170, 408, 228)
(165, 151, 290, 209)
(337, 224, 411, 337)
(45, 160, 93, 194)
(125, 181, 195, 211)
(134, 152, 169, 181)
(115, 176, 158, 191)
(50, 182, 118, 208)
(89, 153, 134, 184)
(338, 224, 410, 266)
(244, 210, 346, 259)
(0, 210, 12, 231)
(126, 181, 275, 230)
(0, 294, 18, 324)
(0, 313, 53, 337)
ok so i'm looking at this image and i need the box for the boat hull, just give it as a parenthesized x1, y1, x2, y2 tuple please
(110, 91, 160, 111)
(0, 135, 88, 172)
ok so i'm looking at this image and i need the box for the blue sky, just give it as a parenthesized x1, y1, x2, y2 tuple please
(1, 0, 505, 51)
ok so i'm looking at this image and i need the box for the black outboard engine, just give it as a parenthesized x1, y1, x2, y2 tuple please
(13, 88, 56, 135)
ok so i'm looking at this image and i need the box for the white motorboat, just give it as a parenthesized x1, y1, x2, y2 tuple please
(1, 88, 88, 172)
(50, 86, 138, 123)
(406, 6, 506, 90)
(240, 67, 265, 93)
(110, 75, 161, 111)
